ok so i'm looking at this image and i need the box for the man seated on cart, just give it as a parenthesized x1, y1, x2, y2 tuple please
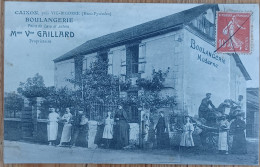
(198, 93, 216, 123)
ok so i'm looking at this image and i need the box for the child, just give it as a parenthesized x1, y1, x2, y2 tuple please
(102, 112, 114, 148)
(180, 116, 194, 150)
(218, 115, 229, 154)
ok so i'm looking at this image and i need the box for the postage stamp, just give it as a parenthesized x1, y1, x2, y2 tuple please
(216, 12, 251, 54)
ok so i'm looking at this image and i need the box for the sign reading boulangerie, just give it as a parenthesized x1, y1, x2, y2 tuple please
(4, 2, 259, 165)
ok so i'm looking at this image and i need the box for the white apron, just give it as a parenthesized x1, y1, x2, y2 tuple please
(60, 113, 73, 143)
(47, 112, 59, 141)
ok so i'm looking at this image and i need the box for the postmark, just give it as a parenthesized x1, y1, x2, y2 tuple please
(216, 12, 251, 54)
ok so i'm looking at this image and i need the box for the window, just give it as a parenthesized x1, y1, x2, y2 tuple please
(127, 45, 139, 76)
(191, 14, 215, 39)
(99, 52, 108, 62)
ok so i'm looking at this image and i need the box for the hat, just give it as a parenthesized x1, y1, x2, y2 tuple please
(78, 108, 84, 111)
(236, 112, 245, 117)
(234, 108, 242, 112)
(217, 115, 226, 120)
(224, 99, 230, 104)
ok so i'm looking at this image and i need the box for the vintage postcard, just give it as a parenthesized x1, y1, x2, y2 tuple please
(3, 2, 259, 165)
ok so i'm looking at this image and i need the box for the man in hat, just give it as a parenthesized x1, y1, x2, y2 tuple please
(217, 99, 231, 115)
(229, 112, 247, 154)
(198, 93, 216, 121)
(229, 95, 244, 119)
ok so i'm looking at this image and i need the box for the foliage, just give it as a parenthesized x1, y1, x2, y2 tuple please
(4, 92, 24, 118)
(136, 69, 169, 91)
(119, 79, 131, 91)
(41, 86, 80, 111)
(122, 68, 176, 111)
(17, 73, 48, 98)
(16, 59, 176, 118)
(69, 55, 120, 107)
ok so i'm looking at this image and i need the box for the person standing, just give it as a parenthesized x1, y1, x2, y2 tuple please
(47, 107, 60, 146)
(71, 109, 89, 147)
(236, 95, 244, 109)
(218, 115, 229, 154)
(217, 99, 231, 115)
(198, 93, 216, 121)
(180, 116, 194, 150)
(230, 112, 247, 154)
(155, 111, 166, 148)
(102, 111, 114, 148)
(94, 116, 105, 147)
(58, 108, 73, 147)
(114, 105, 129, 149)
(229, 95, 244, 117)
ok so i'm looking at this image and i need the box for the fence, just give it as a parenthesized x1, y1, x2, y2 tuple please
(88, 102, 118, 121)
(88, 102, 139, 123)
(4, 109, 22, 119)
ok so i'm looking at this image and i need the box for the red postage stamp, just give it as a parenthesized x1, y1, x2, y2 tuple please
(216, 12, 251, 54)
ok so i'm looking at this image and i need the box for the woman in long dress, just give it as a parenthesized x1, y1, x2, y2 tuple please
(218, 116, 229, 154)
(113, 105, 129, 149)
(230, 112, 247, 154)
(180, 116, 194, 149)
(102, 112, 114, 148)
(58, 108, 73, 146)
(47, 108, 60, 146)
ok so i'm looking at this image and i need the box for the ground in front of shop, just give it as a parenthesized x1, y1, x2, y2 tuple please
(3, 139, 258, 165)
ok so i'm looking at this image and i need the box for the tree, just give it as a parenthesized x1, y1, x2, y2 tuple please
(46, 86, 79, 109)
(69, 55, 176, 117)
(41, 86, 79, 117)
(17, 73, 48, 98)
(4, 92, 24, 118)
(123, 69, 176, 111)
(69, 55, 120, 107)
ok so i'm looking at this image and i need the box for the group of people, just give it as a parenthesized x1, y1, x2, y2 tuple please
(179, 93, 247, 154)
(47, 105, 131, 149)
(47, 107, 88, 147)
(47, 93, 248, 154)
(95, 105, 130, 149)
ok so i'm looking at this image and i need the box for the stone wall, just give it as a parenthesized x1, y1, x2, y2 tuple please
(54, 58, 75, 89)
(4, 119, 22, 141)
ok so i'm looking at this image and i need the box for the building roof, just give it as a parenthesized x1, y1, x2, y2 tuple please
(247, 88, 259, 110)
(53, 4, 251, 81)
(54, 4, 217, 63)
(233, 53, 251, 80)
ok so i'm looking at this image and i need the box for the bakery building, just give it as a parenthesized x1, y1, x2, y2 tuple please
(53, 4, 251, 145)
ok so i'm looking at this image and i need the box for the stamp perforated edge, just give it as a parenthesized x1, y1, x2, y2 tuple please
(215, 10, 253, 55)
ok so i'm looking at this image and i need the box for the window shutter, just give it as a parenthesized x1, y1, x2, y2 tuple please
(108, 51, 113, 74)
(82, 57, 87, 74)
(120, 47, 127, 77)
(138, 43, 146, 73)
